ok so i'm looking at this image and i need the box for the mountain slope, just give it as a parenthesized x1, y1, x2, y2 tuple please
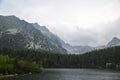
(0, 15, 67, 53)
(1, 15, 120, 54)
(62, 43, 93, 54)
(107, 37, 120, 47)
(32, 23, 67, 53)
(63, 37, 120, 54)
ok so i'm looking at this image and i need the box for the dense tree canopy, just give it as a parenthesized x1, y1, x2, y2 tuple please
(0, 55, 42, 75)
(0, 46, 120, 70)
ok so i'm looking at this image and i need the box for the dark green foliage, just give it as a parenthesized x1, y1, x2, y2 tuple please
(0, 33, 27, 50)
(13, 59, 42, 74)
(0, 55, 42, 75)
(0, 46, 120, 70)
(0, 55, 13, 75)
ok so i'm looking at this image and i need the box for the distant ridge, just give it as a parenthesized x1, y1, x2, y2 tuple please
(107, 37, 120, 47)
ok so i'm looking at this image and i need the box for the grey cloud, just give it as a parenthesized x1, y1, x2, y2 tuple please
(71, 29, 97, 46)
(102, 18, 120, 39)
(0, 0, 120, 46)
(64, 17, 120, 46)
(56, 26, 99, 46)
(0, 0, 3, 5)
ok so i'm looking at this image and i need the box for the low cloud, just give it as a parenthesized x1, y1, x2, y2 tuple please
(100, 18, 120, 41)
(0, 0, 3, 5)
(53, 18, 120, 46)
(0, 0, 120, 46)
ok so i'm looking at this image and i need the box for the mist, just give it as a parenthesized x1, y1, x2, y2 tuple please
(0, 0, 120, 46)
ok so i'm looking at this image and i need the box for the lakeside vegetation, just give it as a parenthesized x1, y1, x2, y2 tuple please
(0, 55, 42, 76)
(0, 46, 120, 70)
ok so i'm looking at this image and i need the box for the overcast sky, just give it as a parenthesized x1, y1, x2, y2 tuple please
(0, 0, 120, 46)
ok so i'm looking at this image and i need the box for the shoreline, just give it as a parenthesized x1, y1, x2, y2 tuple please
(0, 74, 16, 78)
(0, 73, 31, 79)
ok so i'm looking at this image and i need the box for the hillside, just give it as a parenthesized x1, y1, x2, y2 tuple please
(0, 15, 67, 53)
(107, 37, 120, 47)
(1, 15, 120, 54)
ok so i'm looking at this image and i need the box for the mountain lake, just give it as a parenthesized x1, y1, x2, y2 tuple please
(1, 68, 120, 80)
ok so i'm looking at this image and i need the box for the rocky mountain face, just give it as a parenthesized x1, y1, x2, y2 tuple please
(107, 37, 120, 47)
(0, 15, 120, 54)
(0, 15, 67, 53)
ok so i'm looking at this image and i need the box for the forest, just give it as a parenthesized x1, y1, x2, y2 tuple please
(0, 46, 120, 71)
(0, 54, 42, 75)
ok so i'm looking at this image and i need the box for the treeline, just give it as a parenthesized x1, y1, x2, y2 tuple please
(0, 46, 120, 69)
(0, 55, 42, 75)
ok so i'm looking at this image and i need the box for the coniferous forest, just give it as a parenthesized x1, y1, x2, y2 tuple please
(0, 46, 120, 73)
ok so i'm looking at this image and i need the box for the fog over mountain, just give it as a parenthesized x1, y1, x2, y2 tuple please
(0, 0, 120, 47)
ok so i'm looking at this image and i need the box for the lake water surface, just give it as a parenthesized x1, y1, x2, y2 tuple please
(1, 69, 120, 80)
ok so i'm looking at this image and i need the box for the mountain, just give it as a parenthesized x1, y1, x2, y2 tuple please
(32, 23, 67, 53)
(62, 43, 93, 54)
(107, 37, 120, 47)
(0, 15, 67, 53)
(90, 37, 120, 53)
(63, 37, 120, 54)
(1, 15, 120, 54)
(68, 45, 93, 54)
